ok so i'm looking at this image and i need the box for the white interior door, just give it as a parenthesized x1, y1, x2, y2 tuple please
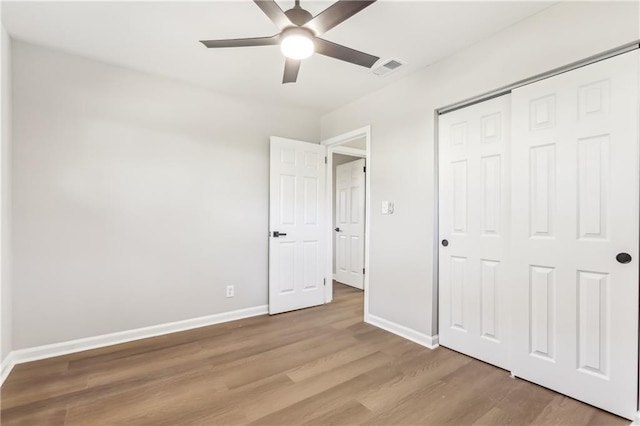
(511, 51, 639, 420)
(335, 159, 365, 289)
(438, 95, 511, 370)
(269, 137, 326, 315)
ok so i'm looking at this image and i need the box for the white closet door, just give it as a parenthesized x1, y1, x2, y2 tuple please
(511, 51, 639, 420)
(439, 95, 511, 370)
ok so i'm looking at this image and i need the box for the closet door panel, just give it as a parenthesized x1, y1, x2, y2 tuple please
(511, 50, 639, 420)
(439, 95, 511, 370)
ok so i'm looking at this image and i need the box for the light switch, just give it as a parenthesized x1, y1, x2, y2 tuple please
(381, 201, 394, 214)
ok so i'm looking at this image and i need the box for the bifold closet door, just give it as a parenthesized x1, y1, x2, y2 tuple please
(511, 50, 639, 420)
(438, 95, 511, 370)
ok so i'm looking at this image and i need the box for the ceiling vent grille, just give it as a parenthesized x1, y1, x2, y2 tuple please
(372, 58, 405, 77)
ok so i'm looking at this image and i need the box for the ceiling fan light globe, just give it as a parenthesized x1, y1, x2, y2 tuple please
(281, 34, 314, 60)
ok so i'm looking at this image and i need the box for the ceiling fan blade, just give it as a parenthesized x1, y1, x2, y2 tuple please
(305, 0, 376, 35)
(314, 38, 379, 68)
(200, 35, 280, 48)
(283, 58, 301, 84)
(254, 0, 292, 31)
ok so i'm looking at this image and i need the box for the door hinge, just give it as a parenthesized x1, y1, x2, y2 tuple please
(325, 156, 327, 164)
(363, 166, 366, 173)
(324, 278, 326, 286)
(363, 268, 365, 275)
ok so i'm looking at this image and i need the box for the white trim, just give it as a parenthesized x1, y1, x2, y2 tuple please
(366, 313, 439, 349)
(363, 129, 371, 318)
(432, 110, 440, 338)
(1, 304, 267, 385)
(332, 146, 366, 158)
(322, 126, 369, 147)
(631, 411, 640, 426)
(1, 351, 15, 385)
(322, 126, 371, 316)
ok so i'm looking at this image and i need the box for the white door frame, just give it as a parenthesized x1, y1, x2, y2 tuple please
(321, 126, 371, 316)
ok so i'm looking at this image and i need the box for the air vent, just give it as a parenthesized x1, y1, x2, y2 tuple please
(372, 58, 405, 77)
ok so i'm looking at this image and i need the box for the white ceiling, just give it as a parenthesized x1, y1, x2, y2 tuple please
(2, 1, 554, 113)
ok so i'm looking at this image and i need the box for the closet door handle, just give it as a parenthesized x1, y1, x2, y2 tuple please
(616, 253, 632, 264)
(442, 239, 449, 247)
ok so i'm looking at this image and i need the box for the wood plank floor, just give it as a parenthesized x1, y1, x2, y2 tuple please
(0, 282, 626, 425)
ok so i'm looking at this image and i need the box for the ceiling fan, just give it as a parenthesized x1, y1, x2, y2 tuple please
(199, 0, 380, 84)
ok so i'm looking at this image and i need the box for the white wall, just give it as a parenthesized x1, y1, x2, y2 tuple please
(1, 22, 13, 363)
(320, 2, 640, 337)
(11, 41, 320, 350)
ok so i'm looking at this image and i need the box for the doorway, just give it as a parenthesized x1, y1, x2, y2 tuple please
(333, 153, 365, 289)
(322, 126, 371, 317)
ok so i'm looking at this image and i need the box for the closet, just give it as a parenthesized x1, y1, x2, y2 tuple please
(438, 50, 639, 420)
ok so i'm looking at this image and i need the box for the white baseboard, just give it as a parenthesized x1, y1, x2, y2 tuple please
(631, 411, 640, 425)
(1, 304, 268, 386)
(1, 351, 15, 385)
(332, 274, 336, 280)
(365, 313, 439, 349)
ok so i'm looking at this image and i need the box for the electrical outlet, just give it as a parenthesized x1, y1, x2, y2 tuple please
(226, 285, 234, 298)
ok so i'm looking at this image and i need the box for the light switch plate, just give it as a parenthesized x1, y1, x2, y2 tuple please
(381, 201, 389, 214)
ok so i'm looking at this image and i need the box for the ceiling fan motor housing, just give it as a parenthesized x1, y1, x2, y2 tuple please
(282, 26, 315, 40)
(285, 7, 313, 27)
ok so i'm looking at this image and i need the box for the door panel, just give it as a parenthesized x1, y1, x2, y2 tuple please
(480, 259, 499, 340)
(529, 265, 555, 360)
(439, 95, 511, 370)
(481, 155, 501, 235)
(269, 137, 326, 314)
(511, 50, 639, 420)
(335, 159, 365, 289)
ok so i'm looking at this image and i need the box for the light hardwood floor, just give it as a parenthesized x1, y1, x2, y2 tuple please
(0, 282, 627, 425)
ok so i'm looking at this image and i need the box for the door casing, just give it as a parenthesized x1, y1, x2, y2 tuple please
(322, 127, 371, 317)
